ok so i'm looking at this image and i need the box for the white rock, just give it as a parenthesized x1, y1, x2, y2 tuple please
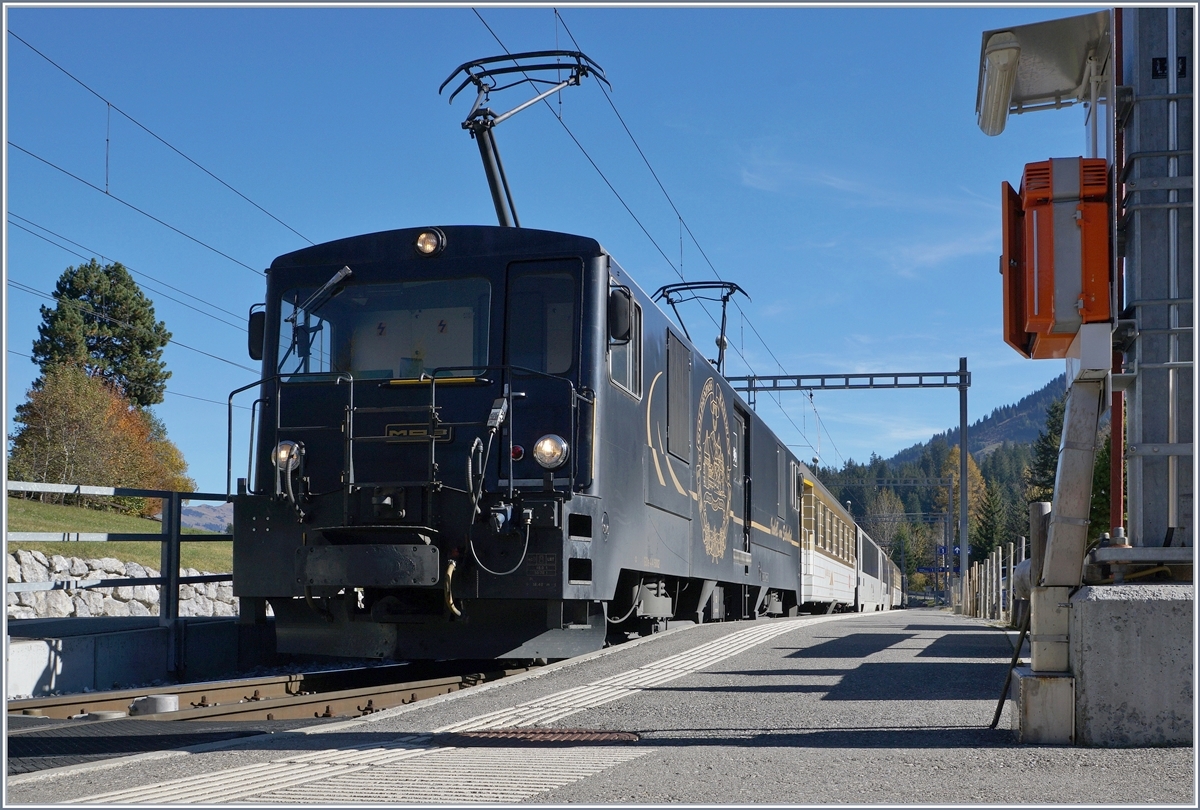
(16, 550, 49, 583)
(17, 591, 46, 611)
(113, 585, 135, 601)
(184, 594, 214, 617)
(216, 583, 234, 603)
(133, 585, 160, 605)
(8, 606, 37, 620)
(72, 595, 93, 617)
(45, 589, 73, 617)
(68, 558, 89, 577)
(124, 562, 147, 580)
(127, 600, 151, 617)
(7, 554, 22, 583)
(94, 557, 126, 575)
(81, 591, 106, 614)
(203, 582, 218, 599)
(178, 584, 196, 601)
(100, 596, 130, 617)
(145, 567, 160, 578)
(30, 550, 49, 567)
(212, 601, 236, 617)
(50, 555, 71, 574)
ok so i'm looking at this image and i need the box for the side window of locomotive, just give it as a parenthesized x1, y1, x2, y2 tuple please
(608, 297, 642, 397)
(666, 330, 692, 462)
(278, 278, 491, 380)
(507, 269, 577, 374)
(776, 445, 787, 518)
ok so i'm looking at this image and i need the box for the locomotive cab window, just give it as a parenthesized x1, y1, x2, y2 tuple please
(608, 294, 642, 397)
(277, 277, 491, 379)
(506, 261, 579, 375)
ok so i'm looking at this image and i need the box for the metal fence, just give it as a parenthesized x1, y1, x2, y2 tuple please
(5, 481, 232, 672)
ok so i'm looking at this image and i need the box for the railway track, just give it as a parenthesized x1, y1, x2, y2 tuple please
(7, 660, 537, 724)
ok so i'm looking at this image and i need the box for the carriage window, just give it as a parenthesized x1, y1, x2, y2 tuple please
(609, 297, 642, 396)
(507, 264, 577, 375)
(667, 330, 692, 461)
(776, 445, 787, 518)
(277, 277, 491, 379)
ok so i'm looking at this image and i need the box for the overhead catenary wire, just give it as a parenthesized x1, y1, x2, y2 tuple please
(6, 348, 251, 411)
(8, 29, 314, 246)
(9, 142, 264, 277)
(8, 217, 247, 332)
(551, 8, 837, 462)
(7, 279, 260, 375)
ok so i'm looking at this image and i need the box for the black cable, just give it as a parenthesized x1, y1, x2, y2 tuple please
(8, 219, 247, 332)
(8, 280, 259, 374)
(555, 9, 832, 459)
(7, 29, 314, 246)
(9, 142, 263, 276)
(6, 348, 251, 411)
(9, 213, 246, 320)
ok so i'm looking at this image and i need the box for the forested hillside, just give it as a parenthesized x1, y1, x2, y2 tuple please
(817, 373, 1073, 592)
(887, 373, 1066, 466)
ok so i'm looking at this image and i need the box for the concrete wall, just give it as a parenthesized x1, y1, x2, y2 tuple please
(5, 618, 266, 697)
(1070, 583, 1193, 746)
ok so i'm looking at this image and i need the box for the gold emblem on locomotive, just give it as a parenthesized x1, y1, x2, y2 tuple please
(696, 377, 731, 561)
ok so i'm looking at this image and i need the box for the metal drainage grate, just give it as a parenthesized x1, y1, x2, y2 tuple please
(454, 728, 639, 743)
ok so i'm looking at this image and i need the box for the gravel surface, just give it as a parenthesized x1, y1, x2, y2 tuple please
(6, 608, 1193, 805)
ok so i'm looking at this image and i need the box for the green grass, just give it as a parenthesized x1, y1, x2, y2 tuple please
(6, 497, 232, 573)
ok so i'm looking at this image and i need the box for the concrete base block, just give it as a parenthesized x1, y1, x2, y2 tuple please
(1070, 583, 1193, 746)
(5, 617, 278, 697)
(1012, 667, 1075, 744)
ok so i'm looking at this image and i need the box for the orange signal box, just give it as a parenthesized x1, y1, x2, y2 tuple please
(1002, 157, 1111, 359)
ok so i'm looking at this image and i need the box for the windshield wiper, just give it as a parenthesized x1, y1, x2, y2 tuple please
(286, 266, 353, 325)
(280, 266, 352, 370)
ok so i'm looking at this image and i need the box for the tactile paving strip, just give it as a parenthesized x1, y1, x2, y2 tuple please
(71, 617, 837, 804)
(6, 717, 341, 776)
(6, 719, 266, 776)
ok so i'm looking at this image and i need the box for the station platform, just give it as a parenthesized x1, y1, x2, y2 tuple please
(6, 609, 1194, 805)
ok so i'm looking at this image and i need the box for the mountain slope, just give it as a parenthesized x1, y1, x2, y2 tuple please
(887, 373, 1065, 466)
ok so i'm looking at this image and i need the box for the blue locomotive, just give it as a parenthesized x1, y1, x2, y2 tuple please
(227, 52, 901, 660)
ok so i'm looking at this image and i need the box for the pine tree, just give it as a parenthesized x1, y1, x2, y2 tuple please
(1026, 393, 1065, 503)
(1089, 429, 1113, 541)
(974, 479, 1009, 560)
(31, 259, 172, 407)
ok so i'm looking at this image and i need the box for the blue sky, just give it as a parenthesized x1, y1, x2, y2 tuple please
(5, 5, 1101, 493)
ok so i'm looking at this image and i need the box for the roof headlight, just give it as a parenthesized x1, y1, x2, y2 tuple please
(415, 229, 445, 256)
(272, 440, 302, 472)
(533, 434, 569, 469)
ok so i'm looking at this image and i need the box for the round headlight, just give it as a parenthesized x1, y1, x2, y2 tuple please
(415, 229, 445, 256)
(272, 440, 302, 472)
(533, 434, 569, 469)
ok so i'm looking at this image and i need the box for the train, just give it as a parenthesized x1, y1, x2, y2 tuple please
(229, 224, 904, 661)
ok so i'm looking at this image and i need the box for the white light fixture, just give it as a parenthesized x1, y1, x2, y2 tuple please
(415, 229, 445, 256)
(533, 434, 569, 469)
(977, 31, 1021, 136)
(272, 440, 302, 472)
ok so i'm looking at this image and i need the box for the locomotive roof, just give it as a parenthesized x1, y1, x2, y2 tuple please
(269, 225, 604, 271)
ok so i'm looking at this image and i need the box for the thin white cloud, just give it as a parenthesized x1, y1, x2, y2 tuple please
(888, 228, 1000, 273)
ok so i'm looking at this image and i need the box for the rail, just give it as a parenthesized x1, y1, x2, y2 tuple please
(6, 480, 232, 675)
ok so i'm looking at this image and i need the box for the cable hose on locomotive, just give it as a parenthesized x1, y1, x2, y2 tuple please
(283, 459, 306, 521)
(468, 520, 531, 577)
(467, 434, 494, 518)
(605, 598, 640, 625)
